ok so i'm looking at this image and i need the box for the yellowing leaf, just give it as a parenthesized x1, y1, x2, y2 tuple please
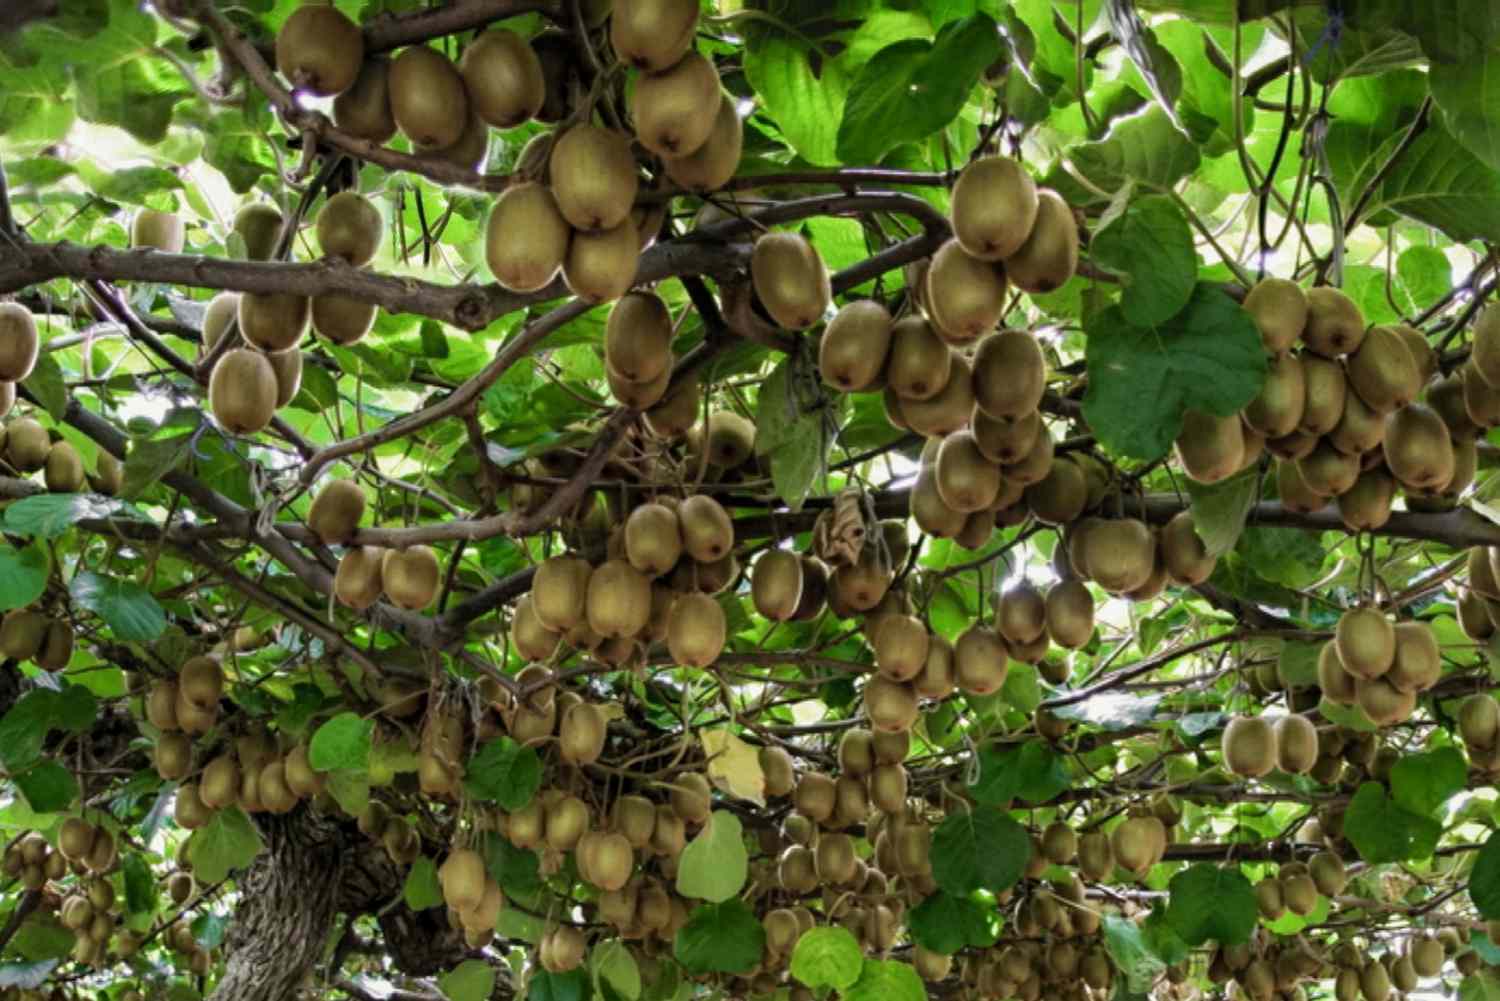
(700, 729, 765, 806)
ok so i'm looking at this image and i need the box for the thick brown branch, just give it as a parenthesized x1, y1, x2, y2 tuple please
(362, 0, 560, 52)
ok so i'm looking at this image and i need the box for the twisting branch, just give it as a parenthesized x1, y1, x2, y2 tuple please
(362, 0, 561, 52)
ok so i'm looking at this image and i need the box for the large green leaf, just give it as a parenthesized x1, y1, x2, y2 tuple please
(842, 959, 926, 1001)
(308, 712, 374, 772)
(1344, 782, 1442, 864)
(1103, 913, 1167, 994)
(464, 738, 542, 810)
(1164, 865, 1257, 945)
(188, 807, 265, 884)
(0, 543, 50, 611)
(676, 811, 749, 904)
(1091, 193, 1198, 328)
(674, 899, 765, 975)
(907, 891, 1000, 954)
(14, 760, 78, 813)
(69, 571, 166, 642)
(4, 494, 124, 539)
(930, 804, 1031, 895)
(1473, 830, 1500, 919)
(1064, 106, 1202, 200)
(438, 960, 494, 1001)
(1082, 284, 1267, 461)
(789, 926, 864, 990)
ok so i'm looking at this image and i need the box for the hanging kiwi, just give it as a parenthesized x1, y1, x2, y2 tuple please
(459, 29, 545, 128)
(486, 181, 571, 293)
(209, 349, 279, 434)
(819, 300, 893, 393)
(1243, 277, 1308, 353)
(924, 239, 1007, 343)
(662, 94, 743, 192)
(610, 0, 700, 72)
(751, 231, 832, 330)
(275, 4, 363, 97)
(950, 155, 1039, 261)
(389, 45, 470, 150)
(315, 191, 383, 267)
(333, 59, 397, 143)
(0, 303, 39, 382)
(550, 124, 640, 232)
(1003, 189, 1079, 294)
(632, 51, 722, 159)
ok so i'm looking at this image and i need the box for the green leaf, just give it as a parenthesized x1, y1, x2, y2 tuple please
(743, 29, 853, 166)
(1463, 971, 1500, 1001)
(69, 571, 166, 641)
(1186, 470, 1259, 556)
(1065, 106, 1202, 199)
(122, 430, 197, 499)
(931, 804, 1031, 894)
(1345, 782, 1442, 864)
(756, 358, 826, 511)
(843, 959, 927, 1001)
(1083, 283, 1267, 461)
(0, 543, 50, 611)
(325, 770, 371, 816)
(673, 899, 765, 975)
(970, 740, 1070, 806)
(14, 760, 77, 813)
(1164, 865, 1257, 945)
(4, 494, 124, 539)
(591, 939, 640, 1001)
(403, 856, 445, 912)
(1430, 46, 1500, 173)
(836, 14, 1002, 164)
(439, 960, 495, 1001)
(0, 690, 57, 771)
(790, 926, 864, 990)
(528, 968, 589, 1001)
(1103, 913, 1167, 994)
(122, 852, 157, 916)
(1390, 747, 1467, 817)
(483, 832, 542, 898)
(308, 712, 373, 772)
(676, 810, 748, 904)
(1142, 904, 1191, 966)
(1090, 194, 1197, 327)
(1470, 829, 1500, 918)
(21, 353, 66, 420)
(907, 891, 1000, 954)
(188, 807, 264, 883)
(464, 738, 542, 810)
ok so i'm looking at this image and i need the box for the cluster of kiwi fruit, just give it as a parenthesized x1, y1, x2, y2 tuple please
(1456, 546, 1500, 649)
(1194, 278, 1468, 530)
(1459, 692, 1500, 770)
(1253, 855, 1346, 923)
(0, 605, 76, 671)
(434, 846, 506, 948)
(203, 190, 385, 436)
(56, 868, 124, 969)
(0, 414, 111, 495)
(1319, 605, 1441, 727)
(2, 823, 122, 968)
(1221, 712, 1321, 777)
(308, 476, 441, 613)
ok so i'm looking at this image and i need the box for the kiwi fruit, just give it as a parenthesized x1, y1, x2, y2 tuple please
(382, 546, 440, 610)
(972, 329, 1045, 420)
(238, 291, 310, 352)
(925, 238, 1007, 343)
(316, 191, 383, 267)
(276, 4, 363, 96)
(608, 357, 670, 409)
(695, 410, 755, 468)
(1174, 410, 1244, 484)
(819, 300, 893, 392)
(873, 614, 929, 682)
(1045, 579, 1094, 649)
(1111, 816, 1159, 876)
(667, 592, 726, 667)
(950, 155, 1039, 261)
(1273, 714, 1318, 774)
(1386, 621, 1440, 693)
(550, 124, 639, 232)
(611, 0, 699, 71)
(1004, 189, 1079, 294)
(486, 181, 571, 293)
(902, 352, 975, 437)
(1298, 353, 1347, 434)
(1157, 511, 1212, 585)
(1082, 518, 1156, 594)
(1335, 606, 1395, 680)
(563, 217, 640, 303)
(334, 545, 385, 610)
(624, 503, 682, 577)
(1243, 351, 1306, 437)
(178, 655, 223, 710)
(1024, 455, 1087, 525)
(0, 304, 38, 384)
(132, 209, 185, 253)
(1472, 304, 1500, 386)
(333, 59, 397, 143)
(558, 700, 607, 766)
(200, 291, 241, 356)
(1223, 715, 1276, 776)
(458, 28, 544, 128)
(995, 581, 1046, 647)
(308, 478, 365, 545)
(886, 316, 952, 401)
(1347, 324, 1420, 414)
(604, 294, 673, 390)
(1244, 278, 1308, 353)
(973, 408, 1041, 464)
(209, 349, 278, 434)
(389, 45, 469, 150)
(953, 624, 1009, 695)
(586, 559, 652, 638)
(1459, 587, 1496, 641)
(1300, 286, 1366, 357)
(1295, 440, 1359, 496)
(909, 463, 964, 538)
(43, 441, 84, 493)
(1461, 361, 1500, 429)
(511, 595, 561, 661)
(154, 731, 193, 780)
(678, 494, 734, 562)
(863, 675, 919, 733)
(752, 550, 803, 622)
(751, 231, 832, 330)
(632, 51, 721, 158)
(419, 108, 489, 171)
(1336, 467, 1394, 531)
(531, 556, 591, 632)
(934, 430, 1001, 512)
(266, 347, 302, 407)
(663, 94, 743, 191)
(1382, 403, 1455, 490)
(312, 294, 378, 345)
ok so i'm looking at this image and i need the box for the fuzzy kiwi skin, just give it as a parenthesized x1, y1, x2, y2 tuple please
(209, 349, 279, 435)
(950, 155, 1039, 261)
(751, 232, 831, 331)
(388, 45, 470, 151)
(486, 182, 571, 293)
(460, 29, 545, 128)
(276, 5, 364, 97)
(0, 303, 40, 382)
(334, 59, 397, 143)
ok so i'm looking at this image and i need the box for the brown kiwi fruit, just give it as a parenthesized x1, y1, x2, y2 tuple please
(1297, 353, 1348, 435)
(951, 155, 1039, 261)
(632, 51, 721, 158)
(1222, 715, 1276, 777)
(863, 676, 919, 733)
(563, 217, 640, 303)
(678, 494, 734, 562)
(0, 303, 39, 382)
(902, 353, 975, 437)
(178, 655, 223, 709)
(131, 209, 184, 253)
(924, 238, 1007, 343)
(886, 315, 952, 401)
(44, 442, 84, 493)
(934, 430, 1001, 512)
(606, 292, 674, 385)
(586, 559, 652, 638)
(1357, 676, 1415, 725)
(1045, 579, 1094, 649)
(1004, 189, 1079, 294)
(511, 595, 561, 661)
(308, 478, 365, 545)
(610, 0, 699, 72)
(972, 329, 1045, 419)
(154, 731, 193, 780)
(819, 300, 893, 392)
(909, 463, 966, 539)
(486, 181, 570, 293)
(873, 614, 929, 683)
(1335, 606, 1395, 680)
(666, 592, 726, 667)
(1024, 455, 1087, 525)
(625, 502, 683, 577)
(751, 550, 803, 622)
(238, 291, 310, 352)
(1082, 518, 1156, 594)
(1174, 410, 1244, 484)
(752, 231, 831, 330)
(418, 108, 488, 171)
(316, 191, 383, 267)
(266, 348, 302, 408)
(1382, 403, 1455, 490)
(698, 410, 757, 468)
(276, 4, 363, 97)
(550, 124, 639, 232)
(607, 358, 671, 409)
(1386, 621, 1440, 693)
(311, 294, 378, 345)
(531, 557, 591, 632)
(1462, 361, 1500, 428)
(1461, 693, 1500, 747)
(1161, 511, 1216, 585)
(1274, 714, 1318, 773)
(33, 619, 73, 672)
(209, 349, 278, 434)
(382, 546, 440, 610)
(1472, 303, 1500, 386)
(953, 625, 1009, 695)
(1243, 278, 1308, 353)
(205, 291, 245, 349)
(1295, 440, 1359, 496)
(1243, 352, 1306, 437)
(973, 408, 1041, 464)
(1347, 324, 1420, 414)
(1336, 466, 1394, 531)
(1301, 286, 1366, 357)
(389, 45, 469, 149)
(333, 59, 397, 143)
(460, 29, 544, 127)
(334, 545, 385, 610)
(663, 94, 743, 192)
